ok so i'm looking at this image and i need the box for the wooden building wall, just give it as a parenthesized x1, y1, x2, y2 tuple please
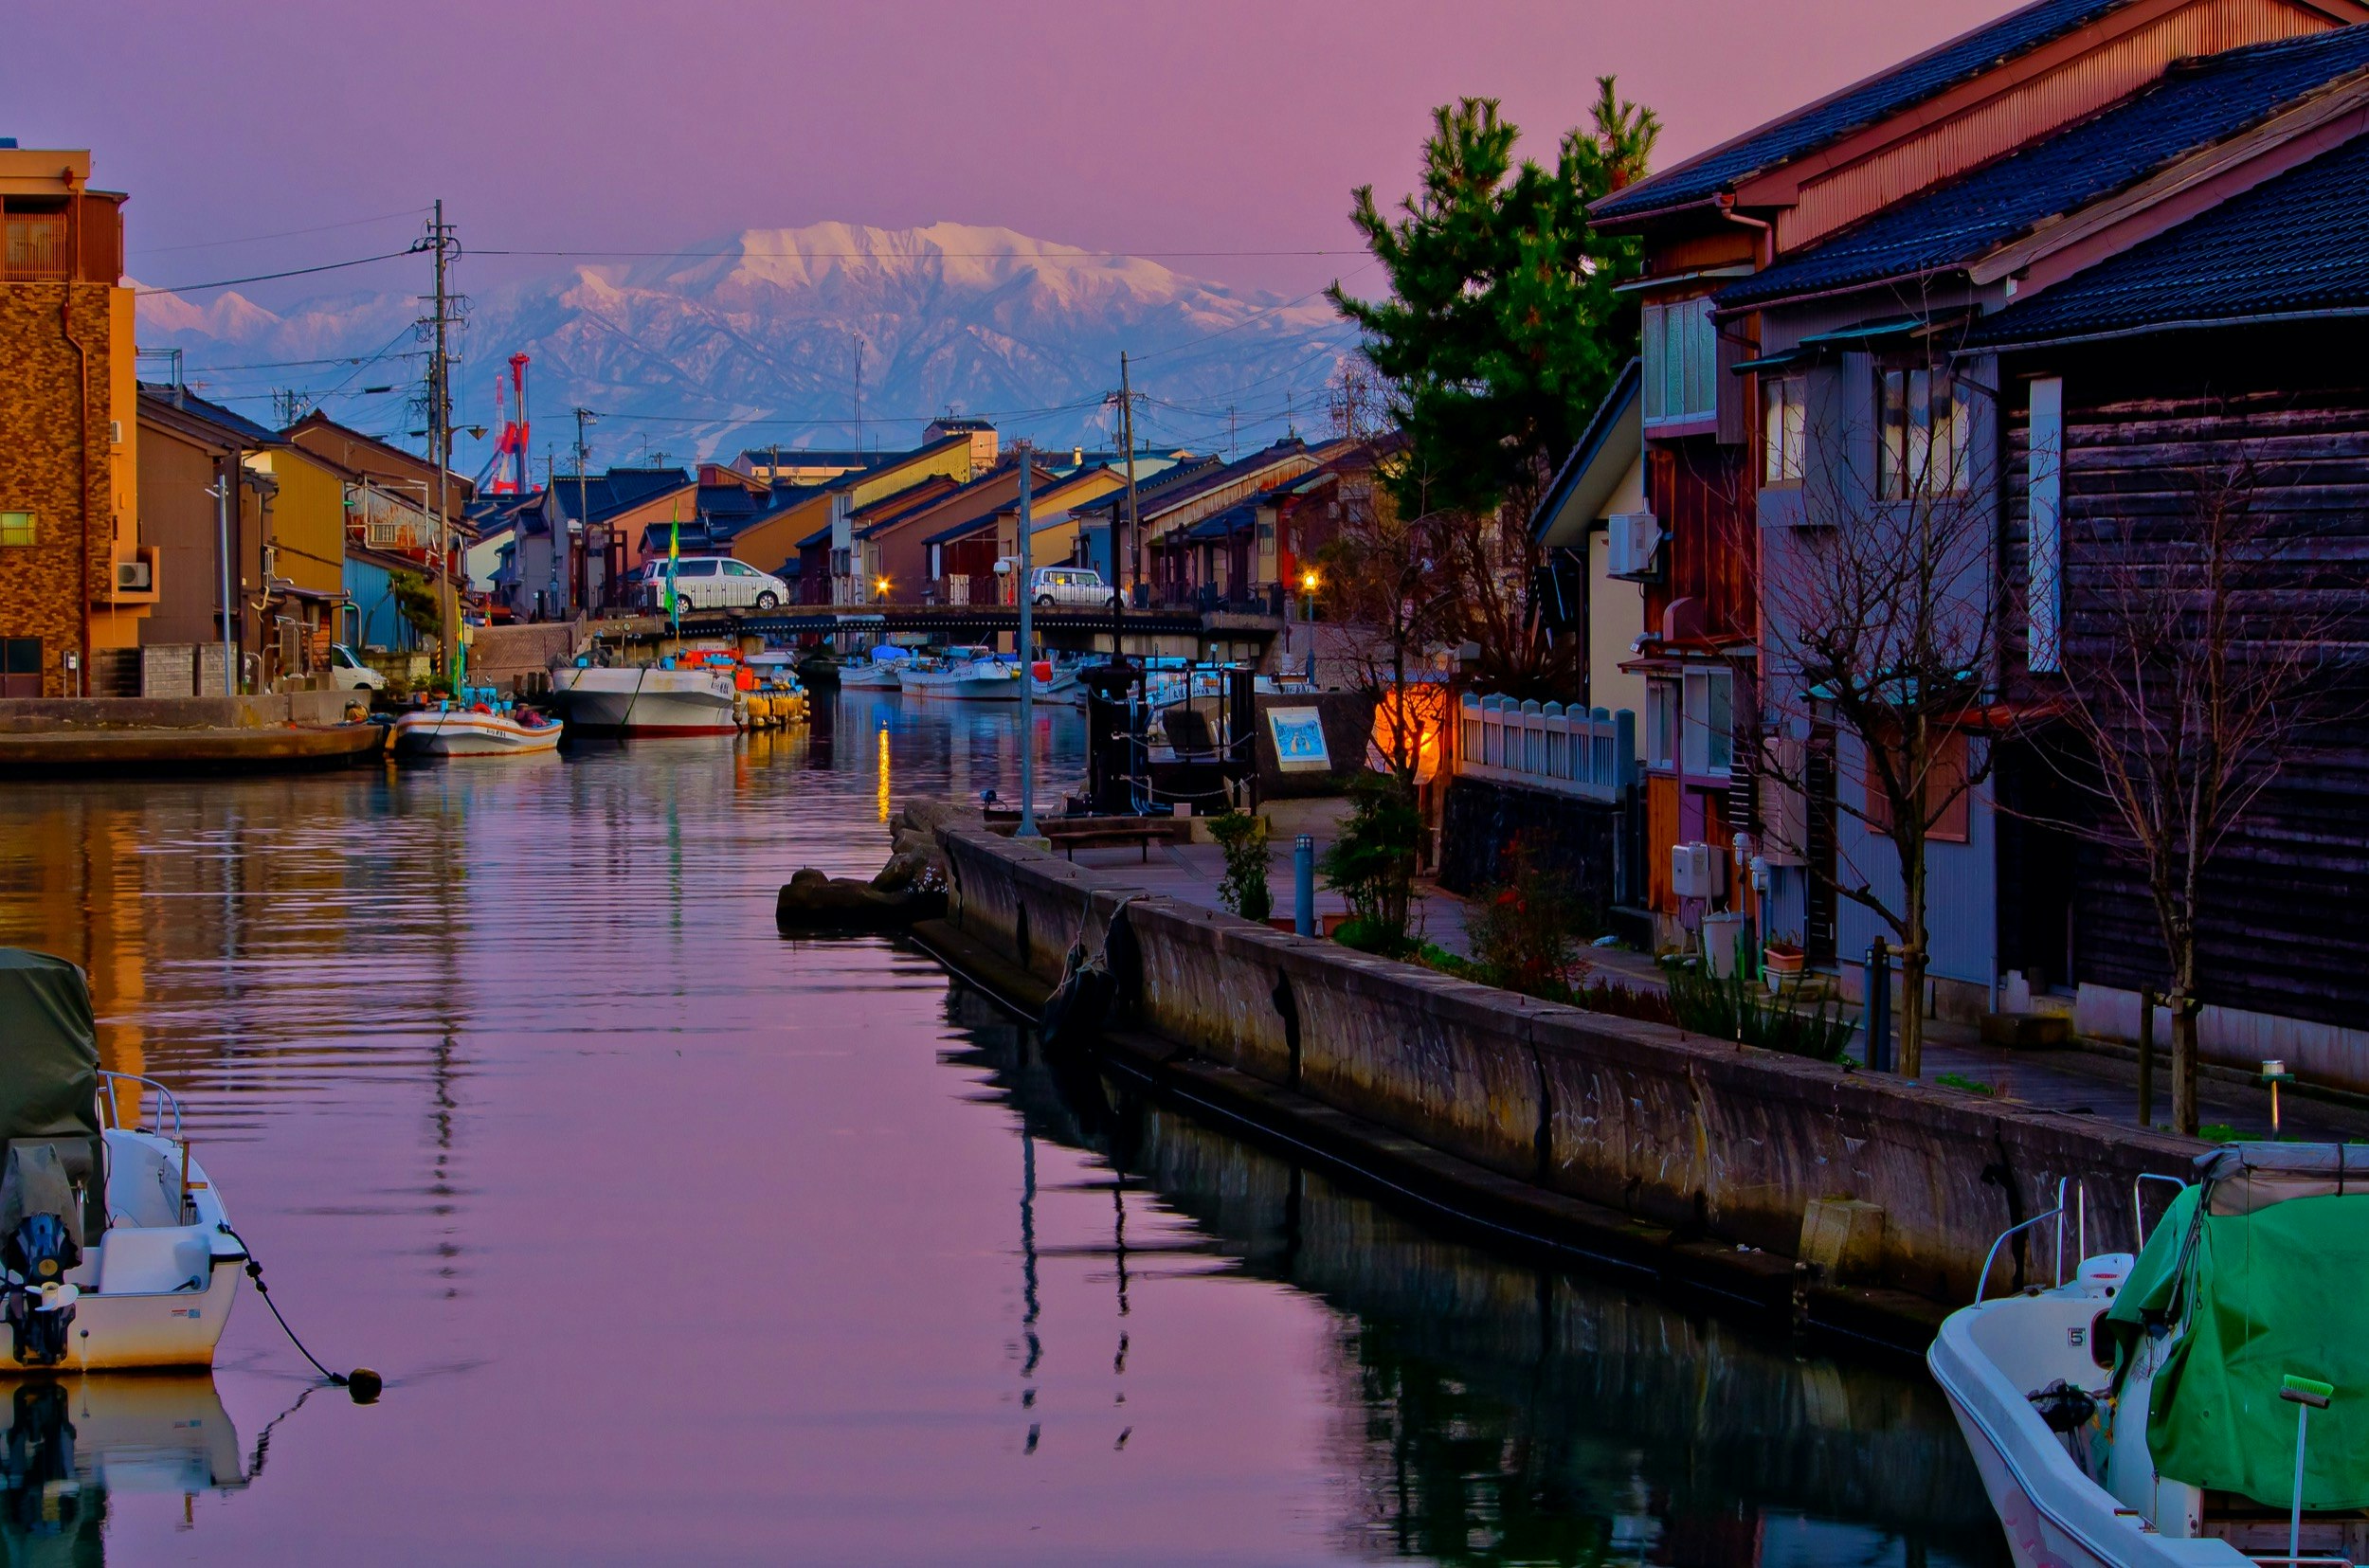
(1998, 326, 2369, 1026)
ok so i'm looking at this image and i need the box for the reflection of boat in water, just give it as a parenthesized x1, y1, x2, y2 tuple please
(547, 664, 738, 736)
(1930, 1146, 2367, 1567)
(1, 1374, 248, 1554)
(899, 647, 1022, 702)
(391, 698, 563, 757)
(2, 951, 244, 1376)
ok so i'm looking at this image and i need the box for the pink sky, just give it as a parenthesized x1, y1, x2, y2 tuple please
(10, 0, 2023, 301)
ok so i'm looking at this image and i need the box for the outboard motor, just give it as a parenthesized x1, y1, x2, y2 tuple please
(0, 1145, 82, 1368)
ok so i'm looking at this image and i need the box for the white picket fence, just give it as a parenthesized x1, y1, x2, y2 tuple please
(1455, 692, 1637, 803)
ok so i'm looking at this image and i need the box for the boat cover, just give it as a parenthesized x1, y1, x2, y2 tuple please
(0, 949, 103, 1239)
(2107, 1146, 2369, 1508)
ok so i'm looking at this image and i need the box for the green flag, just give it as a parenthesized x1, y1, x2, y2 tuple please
(663, 497, 681, 623)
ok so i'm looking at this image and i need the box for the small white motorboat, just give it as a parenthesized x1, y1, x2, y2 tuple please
(391, 701, 563, 758)
(2, 951, 243, 1375)
(900, 647, 1023, 702)
(839, 647, 912, 692)
(1931, 1144, 2369, 1566)
(547, 661, 739, 736)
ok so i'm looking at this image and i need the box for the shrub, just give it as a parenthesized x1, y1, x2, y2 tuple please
(1322, 773, 1422, 956)
(1464, 837, 1588, 1001)
(1661, 957, 1856, 1062)
(1210, 809, 1273, 922)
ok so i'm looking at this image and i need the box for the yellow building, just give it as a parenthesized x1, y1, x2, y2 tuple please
(731, 431, 987, 594)
(240, 443, 354, 688)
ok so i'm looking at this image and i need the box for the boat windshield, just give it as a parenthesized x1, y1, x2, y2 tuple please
(2106, 1144, 2369, 1509)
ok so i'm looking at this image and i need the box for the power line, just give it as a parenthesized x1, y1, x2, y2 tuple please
(135, 247, 422, 297)
(130, 207, 430, 257)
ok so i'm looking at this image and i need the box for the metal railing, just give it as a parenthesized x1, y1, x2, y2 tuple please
(94, 1072, 186, 1141)
(1455, 693, 1637, 804)
(1975, 1178, 2069, 1304)
(2134, 1172, 2187, 1246)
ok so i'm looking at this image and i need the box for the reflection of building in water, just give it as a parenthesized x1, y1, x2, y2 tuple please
(0, 1376, 248, 1560)
(935, 976, 2000, 1568)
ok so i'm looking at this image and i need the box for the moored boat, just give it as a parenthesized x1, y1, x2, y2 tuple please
(899, 647, 1022, 701)
(1930, 1144, 2369, 1566)
(547, 663, 739, 736)
(839, 646, 912, 692)
(391, 701, 562, 757)
(2, 950, 243, 1375)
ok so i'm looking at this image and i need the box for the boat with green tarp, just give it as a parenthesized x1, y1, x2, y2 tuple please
(1932, 1143, 2369, 1565)
(0, 948, 244, 1372)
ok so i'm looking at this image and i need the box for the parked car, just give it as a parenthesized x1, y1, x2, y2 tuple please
(1027, 565, 1109, 607)
(635, 557, 788, 613)
(328, 644, 385, 691)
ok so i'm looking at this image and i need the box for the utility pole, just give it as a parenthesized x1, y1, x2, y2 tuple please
(421, 200, 460, 688)
(1016, 443, 1038, 838)
(1227, 403, 1238, 460)
(573, 407, 597, 615)
(1119, 351, 1142, 619)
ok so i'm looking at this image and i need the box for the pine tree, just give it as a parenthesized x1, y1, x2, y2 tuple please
(1329, 81, 1658, 521)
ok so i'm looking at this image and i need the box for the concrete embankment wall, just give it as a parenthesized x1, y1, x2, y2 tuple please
(939, 823, 2199, 1304)
(0, 693, 352, 730)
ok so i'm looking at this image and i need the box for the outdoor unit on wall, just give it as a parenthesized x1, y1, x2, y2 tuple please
(114, 557, 152, 593)
(1604, 512, 1663, 581)
(1672, 840, 1724, 900)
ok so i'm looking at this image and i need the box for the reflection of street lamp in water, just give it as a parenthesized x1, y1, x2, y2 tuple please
(877, 721, 892, 823)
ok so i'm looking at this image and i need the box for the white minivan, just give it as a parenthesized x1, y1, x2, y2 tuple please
(328, 644, 385, 691)
(1026, 566, 1109, 607)
(641, 557, 788, 612)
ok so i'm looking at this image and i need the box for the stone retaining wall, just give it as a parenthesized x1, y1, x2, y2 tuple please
(939, 822, 2198, 1303)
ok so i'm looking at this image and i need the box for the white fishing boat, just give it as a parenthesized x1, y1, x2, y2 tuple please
(839, 647, 912, 692)
(1931, 1144, 2369, 1566)
(2, 951, 243, 1375)
(1031, 658, 1084, 706)
(547, 662, 738, 736)
(899, 647, 1023, 702)
(390, 702, 562, 757)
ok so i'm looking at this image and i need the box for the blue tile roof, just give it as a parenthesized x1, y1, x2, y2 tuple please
(1720, 27, 2369, 309)
(1596, 0, 2137, 222)
(1965, 132, 2369, 346)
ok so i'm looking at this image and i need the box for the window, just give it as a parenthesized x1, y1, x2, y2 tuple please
(1642, 297, 1717, 425)
(724, 561, 756, 576)
(1646, 681, 1678, 769)
(1682, 667, 1734, 777)
(1877, 366, 1970, 498)
(0, 512, 33, 548)
(2027, 376, 2064, 674)
(2, 207, 68, 281)
(1762, 376, 1805, 485)
(1863, 729, 1972, 842)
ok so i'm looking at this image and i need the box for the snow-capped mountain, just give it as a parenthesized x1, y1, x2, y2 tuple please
(136, 223, 1360, 473)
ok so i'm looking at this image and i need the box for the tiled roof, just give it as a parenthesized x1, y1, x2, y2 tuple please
(136, 384, 283, 446)
(1965, 132, 2369, 345)
(1529, 358, 1641, 542)
(1595, 0, 2135, 222)
(1067, 454, 1226, 516)
(1721, 27, 2369, 309)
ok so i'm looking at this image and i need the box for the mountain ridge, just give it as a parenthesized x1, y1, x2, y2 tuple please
(136, 222, 1358, 470)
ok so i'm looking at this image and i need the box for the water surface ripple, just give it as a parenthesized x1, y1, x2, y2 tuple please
(0, 694, 2003, 1565)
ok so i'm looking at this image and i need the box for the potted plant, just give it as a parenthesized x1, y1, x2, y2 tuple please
(1763, 933, 1806, 982)
(1210, 808, 1273, 923)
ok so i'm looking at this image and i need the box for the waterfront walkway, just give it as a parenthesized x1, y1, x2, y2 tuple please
(1058, 803, 2369, 1147)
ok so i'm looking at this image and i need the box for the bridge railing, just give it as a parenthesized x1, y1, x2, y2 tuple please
(1454, 692, 1636, 804)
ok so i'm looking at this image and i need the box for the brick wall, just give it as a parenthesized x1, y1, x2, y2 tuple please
(0, 282, 114, 695)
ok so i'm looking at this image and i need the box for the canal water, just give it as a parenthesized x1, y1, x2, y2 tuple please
(0, 694, 2006, 1566)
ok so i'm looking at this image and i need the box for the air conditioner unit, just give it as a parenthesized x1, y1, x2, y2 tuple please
(1604, 512, 1663, 581)
(114, 557, 153, 593)
(1672, 839, 1725, 900)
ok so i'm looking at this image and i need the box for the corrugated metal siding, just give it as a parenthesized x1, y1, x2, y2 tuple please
(1780, 0, 2335, 252)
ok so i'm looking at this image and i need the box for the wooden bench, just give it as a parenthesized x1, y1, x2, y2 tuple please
(1044, 818, 1189, 862)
